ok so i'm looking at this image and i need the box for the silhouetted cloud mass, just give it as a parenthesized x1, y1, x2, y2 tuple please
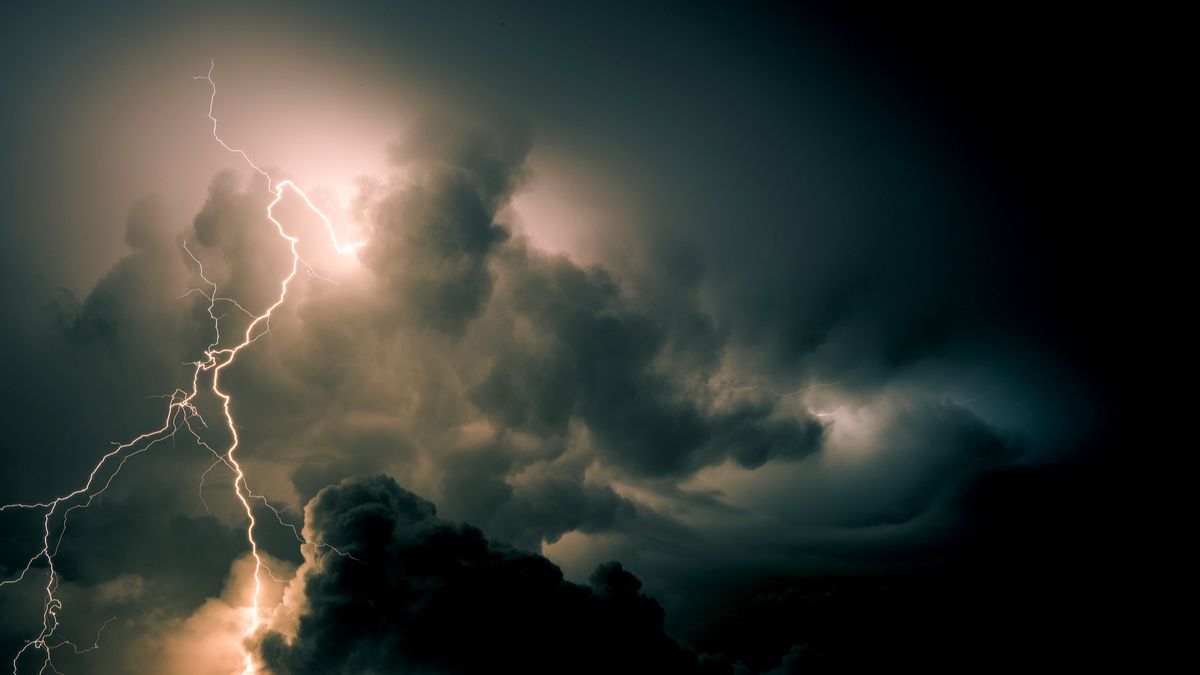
(261, 475, 710, 675)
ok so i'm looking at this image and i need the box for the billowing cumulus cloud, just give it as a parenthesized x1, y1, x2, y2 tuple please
(260, 475, 708, 674)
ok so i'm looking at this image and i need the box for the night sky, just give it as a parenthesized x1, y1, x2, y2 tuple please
(1, 2, 1143, 673)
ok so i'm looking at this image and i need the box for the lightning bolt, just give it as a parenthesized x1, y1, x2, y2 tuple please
(1, 61, 362, 674)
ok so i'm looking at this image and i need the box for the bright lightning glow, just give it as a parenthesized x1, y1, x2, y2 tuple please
(1, 61, 363, 674)
(195, 61, 364, 258)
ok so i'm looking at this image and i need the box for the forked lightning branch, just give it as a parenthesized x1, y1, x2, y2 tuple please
(1, 62, 361, 675)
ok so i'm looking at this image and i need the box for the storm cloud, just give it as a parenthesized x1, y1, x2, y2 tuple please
(1, 1, 1132, 671)
(261, 475, 708, 674)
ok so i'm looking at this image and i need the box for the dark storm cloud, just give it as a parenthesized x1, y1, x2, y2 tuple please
(362, 112, 527, 334)
(1, 97, 1057, 673)
(0, 103, 1057, 675)
(202, 102, 834, 507)
(1, 1, 1127, 671)
(472, 242, 826, 477)
(0, 92, 831, 560)
(438, 448, 637, 549)
(260, 475, 712, 675)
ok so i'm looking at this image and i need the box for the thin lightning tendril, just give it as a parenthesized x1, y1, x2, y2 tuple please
(1, 61, 362, 674)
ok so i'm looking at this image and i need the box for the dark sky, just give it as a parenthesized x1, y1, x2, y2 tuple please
(0, 2, 1145, 673)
